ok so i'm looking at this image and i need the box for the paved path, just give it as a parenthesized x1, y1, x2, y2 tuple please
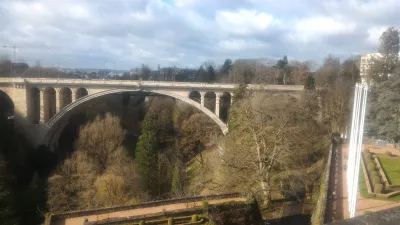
(335, 145, 400, 221)
(52, 197, 246, 225)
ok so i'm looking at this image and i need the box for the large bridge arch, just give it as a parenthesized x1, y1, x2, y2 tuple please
(42, 89, 228, 150)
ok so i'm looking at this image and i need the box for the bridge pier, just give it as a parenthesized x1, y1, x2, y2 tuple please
(40, 89, 44, 123)
(200, 92, 205, 106)
(215, 93, 221, 118)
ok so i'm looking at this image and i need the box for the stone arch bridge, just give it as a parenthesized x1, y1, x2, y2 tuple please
(0, 78, 303, 150)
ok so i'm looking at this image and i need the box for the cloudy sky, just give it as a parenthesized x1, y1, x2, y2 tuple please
(0, 0, 399, 69)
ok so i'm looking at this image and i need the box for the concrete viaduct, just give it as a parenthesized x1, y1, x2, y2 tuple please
(0, 78, 303, 150)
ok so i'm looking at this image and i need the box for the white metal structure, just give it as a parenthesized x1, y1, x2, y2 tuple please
(347, 83, 368, 218)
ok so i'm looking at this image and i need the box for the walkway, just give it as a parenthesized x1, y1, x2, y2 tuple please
(51, 197, 246, 225)
(326, 144, 400, 223)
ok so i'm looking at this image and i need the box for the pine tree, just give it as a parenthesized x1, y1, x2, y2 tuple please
(135, 111, 158, 195)
(171, 160, 183, 197)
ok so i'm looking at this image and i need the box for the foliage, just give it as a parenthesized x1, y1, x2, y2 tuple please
(48, 114, 141, 212)
(374, 183, 384, 194)
(135, 111, 158, 195)
(191, 214, 199, 222)
(179, 113, 220, 162)
(304, 75, 316, 91)
(385, 151, 392, 156)
(171, 160, 183, 197)
(221, 93, 329, 207)
(316, 55, 359, 133)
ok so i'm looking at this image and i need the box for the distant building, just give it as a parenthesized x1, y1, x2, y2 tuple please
(359, 53, 382, 84)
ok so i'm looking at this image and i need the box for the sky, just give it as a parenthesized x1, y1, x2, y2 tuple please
(0, 0, 399, 70)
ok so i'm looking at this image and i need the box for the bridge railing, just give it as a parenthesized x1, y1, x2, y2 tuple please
(0, 77, 303, 91)
(47, 193, 243, 222)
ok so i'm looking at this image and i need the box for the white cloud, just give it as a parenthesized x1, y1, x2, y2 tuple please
(289, 16, 357, 43)
(216, 10, 278, 35)
(0, 0, 399, 69)
(366, 26, 388, 46)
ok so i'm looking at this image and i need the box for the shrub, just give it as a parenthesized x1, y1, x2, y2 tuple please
(139, 221, 146, 225)
(374, 183, 384, 194)
(202, 200, 209, 210)
(167, 217, 174, 225)
(365, 152, 372, 159)
(191, 214, 198, 222)
(385, 151, 392, 156)
(365, 148, 370, 153)
(368, 163, 376, 171)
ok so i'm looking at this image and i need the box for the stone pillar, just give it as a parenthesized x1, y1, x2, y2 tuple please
(71, 88, 76, 102)
(40, 89, 44, 123)
(215, 93, 221, 117)
(55, 88, 60, 113)
(200, 92, 205, 106)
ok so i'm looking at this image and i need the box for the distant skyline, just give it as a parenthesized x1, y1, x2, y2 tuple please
(0, 0, 399, 69)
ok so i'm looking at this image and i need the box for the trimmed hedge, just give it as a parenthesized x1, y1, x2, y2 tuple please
(365, 152, 372, 160)
(374, 183, 384, 194)
(191, 214, 198, 222)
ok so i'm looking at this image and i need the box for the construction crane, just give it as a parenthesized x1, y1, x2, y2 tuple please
(2, 45, 17, 62)
(2, 45, 17, 74)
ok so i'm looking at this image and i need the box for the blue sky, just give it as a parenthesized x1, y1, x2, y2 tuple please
(0, 0, 399, 69)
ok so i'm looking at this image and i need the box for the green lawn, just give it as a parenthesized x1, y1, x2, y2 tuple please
(378, 156, 400, 185)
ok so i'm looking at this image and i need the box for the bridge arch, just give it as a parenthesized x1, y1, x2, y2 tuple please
(75, 88, 88, 100)
(188, 91, 201, 103)
(59, 87, 72, 109)
(42, 89, 228, 150)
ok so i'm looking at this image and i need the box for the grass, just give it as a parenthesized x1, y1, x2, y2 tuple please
(359, 166, 374, 198)
(378, 156, 400, 185)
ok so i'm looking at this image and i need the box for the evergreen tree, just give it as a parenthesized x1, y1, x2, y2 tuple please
(304, 75, 316, 91)
(171, 160, 183, 197)
(135, 111, 158, 195)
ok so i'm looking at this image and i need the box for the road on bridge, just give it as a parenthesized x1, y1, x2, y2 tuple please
(51, 197, 246, 225)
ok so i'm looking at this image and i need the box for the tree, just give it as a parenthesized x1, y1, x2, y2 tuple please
(140, 64, 151, 80)
(221, 93, 328, 207)
(304, 75, 315, 91)
(48, 114, 141, 212)
(367, 76, 400, 142)
(171, 160, 184, 197)
(179, 113, 220, 163)
(76, 114, 125, 172)
(220, 59, 233, 74)
(135, 111, 158, 195)
(274, 55, 289, 84)
(368, 27, 399, 83)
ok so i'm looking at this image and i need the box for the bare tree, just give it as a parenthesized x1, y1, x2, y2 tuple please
(220, 93, 329, 207)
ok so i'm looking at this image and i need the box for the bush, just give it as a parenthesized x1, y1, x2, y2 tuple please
(191, 214, 198, 222)
(385, 151, 392, 156)
(365, 148, 370, 153)
(202, 200, 209, 210)
(365, 152, 372, 159)
(139, 221, 146, 225)
(368, 162, 376, 171)
(374, 183, 384, 194)
(167, 217, 174, 225)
